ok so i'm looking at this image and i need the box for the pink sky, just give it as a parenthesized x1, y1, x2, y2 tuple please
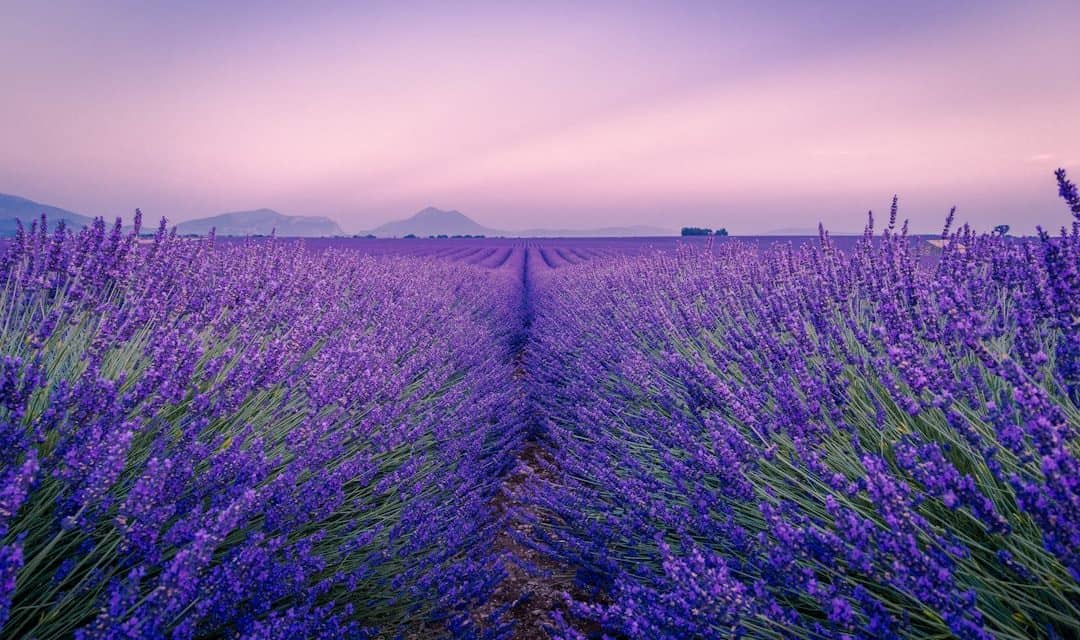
(1, 1, 1078, 233)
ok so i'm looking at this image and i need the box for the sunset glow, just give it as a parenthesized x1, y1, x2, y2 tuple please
(1, 1, 1077, 233)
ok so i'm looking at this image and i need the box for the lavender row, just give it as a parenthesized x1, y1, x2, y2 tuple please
(0, 217, 525, 638)
(525, 177, 1080, 638)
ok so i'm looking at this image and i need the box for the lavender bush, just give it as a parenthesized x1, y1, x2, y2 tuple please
(1, 172, 1078, 639)
(0, 216, 524, 638)
(525, 174, 1080, 638)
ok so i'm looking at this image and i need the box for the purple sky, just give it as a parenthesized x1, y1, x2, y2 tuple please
(1, 1, 1078, 233)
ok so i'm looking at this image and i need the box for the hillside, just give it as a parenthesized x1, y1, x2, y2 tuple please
(0, 193, 93, 236)
(176, 208, 344, 237)
(369, 207, 674, 237)
(370, 207, 497, 237)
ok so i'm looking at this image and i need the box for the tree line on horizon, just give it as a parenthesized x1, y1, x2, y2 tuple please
(681, 226, 728, 236)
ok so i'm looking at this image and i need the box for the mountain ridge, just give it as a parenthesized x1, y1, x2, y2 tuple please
(1, 194, 680, 238)
(0, 193, 93, 236)
(367, 207, 674, 237)
(175, 208, 344, 237)
(369, 206, 496, 237)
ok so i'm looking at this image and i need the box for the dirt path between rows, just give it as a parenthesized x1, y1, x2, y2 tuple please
(475, 247, 583, 638)
(479, 440, 578, 638)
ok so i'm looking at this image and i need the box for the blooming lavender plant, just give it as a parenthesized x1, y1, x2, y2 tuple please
(0, 219, 525, 638)
(2, 172, 1078, 639)
(524, 173, 1080, 638)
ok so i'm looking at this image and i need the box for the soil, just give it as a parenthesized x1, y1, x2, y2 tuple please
(473, 441, 578, 638)
(472, 250, 607, 639)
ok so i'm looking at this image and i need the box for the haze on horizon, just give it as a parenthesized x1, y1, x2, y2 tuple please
(1, 0, 1078, 235)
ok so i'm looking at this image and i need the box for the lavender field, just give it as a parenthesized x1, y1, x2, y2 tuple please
(0, 174, 1078, 640)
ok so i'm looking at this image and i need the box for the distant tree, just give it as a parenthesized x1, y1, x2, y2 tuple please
(403, 233, 417, 239)
(681, 227, 712, 236)
(715, 228, 729, 237)
(994, 224, 1010, 236)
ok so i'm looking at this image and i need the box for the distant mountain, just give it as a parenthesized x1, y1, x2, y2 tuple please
(0, 192, 93, 236)
(370, 207, 497, 237)
(176, 208, 344, 237)
(368, 207, 675, 237)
